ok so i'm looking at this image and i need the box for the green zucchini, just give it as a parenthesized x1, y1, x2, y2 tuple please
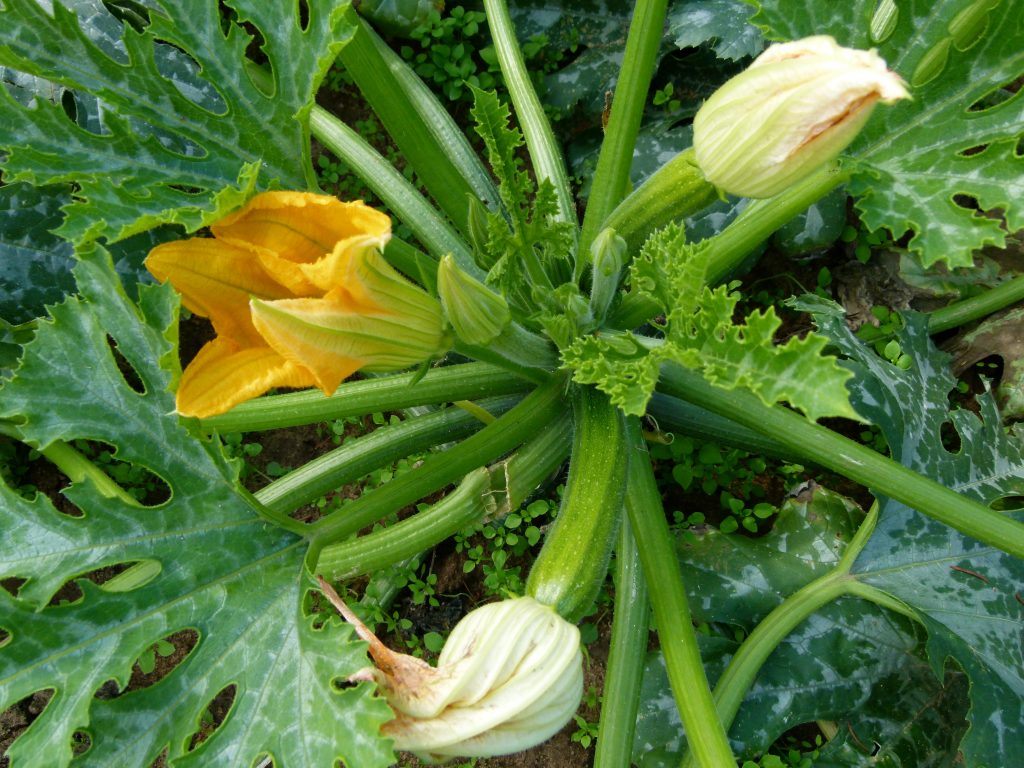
(526, 385, 628, 622)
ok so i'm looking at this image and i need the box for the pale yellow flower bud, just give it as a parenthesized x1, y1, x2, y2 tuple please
(693, 35, 909, 198)
(437, 254, 511, 345)
(319, 579, 582, 763)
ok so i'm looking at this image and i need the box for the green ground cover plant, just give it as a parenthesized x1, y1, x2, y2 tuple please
(2, 1, 1024, 767)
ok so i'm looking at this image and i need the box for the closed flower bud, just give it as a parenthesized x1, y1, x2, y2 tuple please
(465, 194, 495, 268)
(588, 227, 627, 323)
(319, 578, 583, 763)
(693, 35, 909, 198)
(438, 254, 511, 345)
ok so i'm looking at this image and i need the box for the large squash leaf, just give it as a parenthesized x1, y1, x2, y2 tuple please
(0, 182, 177, 324)
(746, 0, 1024, 269)
(632, 486, 966, 763)
(0, 0, 355, 244)
(0, 249, 394, 767)
(807, 299, 1024, 767)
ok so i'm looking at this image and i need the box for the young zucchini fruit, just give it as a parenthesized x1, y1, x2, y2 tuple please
(526, 384, 628, 622)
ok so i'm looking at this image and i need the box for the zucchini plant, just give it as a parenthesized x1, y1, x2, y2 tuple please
(1, 0, 1023, 766)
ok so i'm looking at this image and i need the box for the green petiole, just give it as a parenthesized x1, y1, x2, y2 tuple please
(660, 364, 1024, 559)
(198, 362, 529, 433)
(305, 376, 566, 566)
(623, 416, 736, 768)
(594, 517, 650, 768)
(255, 397, 521, 515)
(579, 0, 670, 260)
(316, 409, 571, 580)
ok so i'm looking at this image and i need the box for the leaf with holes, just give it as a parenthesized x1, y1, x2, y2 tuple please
(0, 0, 356, 244)
(746, 0, 1024, 268)
(0, 182, 177, 324)
(0, 248, 394, 767)
(946, 306, 1024, 420)
(631, 484, 970, 763)
(804, 297, 1024, 768)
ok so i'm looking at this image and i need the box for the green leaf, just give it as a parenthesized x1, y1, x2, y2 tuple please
(508, 0, 636, 117)
(357, 0, 440, 37)
(469, 86, 574, 298)
(564, 277, 858, 421)
(470, 86, 532, 233)
(808, 300, 1024, 768)
(0, 182, 178, 324)
(747, 0, 1024, 268)
(670, 0, 764, 61)
(632, 485, 963, 763)
(0, 0, 356, 244)
(816, 667, 970, 767)
(0, 183, 75, 324)
(0, 249, 394, 767)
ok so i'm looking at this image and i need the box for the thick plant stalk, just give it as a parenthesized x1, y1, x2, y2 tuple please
(660, 364, 1024, 559)
(316, 409, 571, 579)
(309, 105, 479, 274)
(579, 0, 670, 259)
(593, 518, 650, 768)
(703, 162, 850, 284)
(623, 417, 736, 768)
(647, 391, 796, 460)
(482, 0, 577, 228)
(199, 362, 529, 433)
(336, 13, 501, 234)
(927, 273, 1024, 333)
(608, 161, 850, 330)
(306, 377, 566, 561)
(255, 397, 520, 514)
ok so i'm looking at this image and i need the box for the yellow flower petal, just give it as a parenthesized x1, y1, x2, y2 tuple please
(211, 191, 391, 295)
(175, 337, 317, 418)
(145, 238, 290, 346)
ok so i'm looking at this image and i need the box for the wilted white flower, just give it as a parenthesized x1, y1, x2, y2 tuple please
(693, 35, 910, 198)
(319, 578, 583, 763)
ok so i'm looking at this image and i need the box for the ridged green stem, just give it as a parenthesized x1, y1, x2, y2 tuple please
(928, 273, 1024, 333)
(317, 467, 494, 581)
(198, 363, 528, 433)
(454, 322, 560, 384)
(660, 364, 1024, 559)
(608, 161, 851, 330)
(254, 397, 519, 515)
(336, 13, 500, 235)
(309, 105, 479, 275)
(594, 518, 650, 768)
(623, 417, 736, 768)
(483, 0, 577, 228)
(703, 162, 849, 285)
(647, 391, 796, 461)
(579, 0, 670, 260)
(383, 238, 438, 293)
(316, 409, 571, 580)
(305, 376, 566, 564)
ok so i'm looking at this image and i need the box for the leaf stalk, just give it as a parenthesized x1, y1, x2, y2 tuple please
(623, 416, 736, 768)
